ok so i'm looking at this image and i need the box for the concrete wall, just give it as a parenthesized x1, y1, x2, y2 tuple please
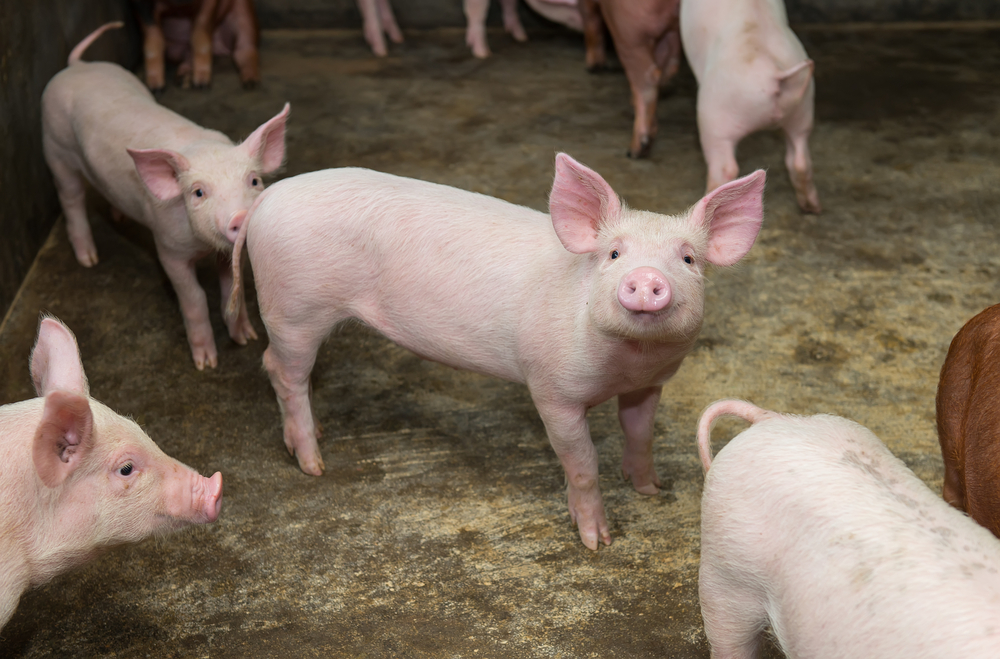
(0, 0, 139, 326)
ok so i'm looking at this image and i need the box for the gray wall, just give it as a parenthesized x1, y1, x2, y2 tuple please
(0, 0, 139, 326)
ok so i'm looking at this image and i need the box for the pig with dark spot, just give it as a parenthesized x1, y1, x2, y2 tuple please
(0, 318, 222, 631)
(228, 154, 765, 550)
(41, 23, 289, 370)
(698, 399, 1000, 658)
(937, 303, 1000, 537)
(681, 0, 821, 213)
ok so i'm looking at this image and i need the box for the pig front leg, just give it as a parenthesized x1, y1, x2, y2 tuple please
(357, 0, 390, 56)
(580, 0, 607, 71)
(140, 20, 167, 91)
(376, 0, 404, 45)
(464, 0, 492, 58)
(618, 45, 662, 158)
(618, 386, 663, 495)
(500, 0, 528, 42)
(190, 0, 219, 87)
(262, 338, 325, 476)
(217, 253, 257, 345)
(158, 248, 218, 370)
(534, 398, 611, 550)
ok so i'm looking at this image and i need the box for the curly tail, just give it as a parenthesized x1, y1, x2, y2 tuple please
(68, 21, 124, 66)
(697, 399, 771, 473)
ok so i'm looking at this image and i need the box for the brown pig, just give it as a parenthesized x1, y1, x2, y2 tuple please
(132, 0, 261, 90)
(579, 0, 682, 158)
(937, 303, 1000, 537)
(0, 317, 223, 631)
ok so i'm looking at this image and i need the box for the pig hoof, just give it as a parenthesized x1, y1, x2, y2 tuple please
(296, 455, 325, 476)
(241, 79, 259, 90)
(627, 140, 652, 159)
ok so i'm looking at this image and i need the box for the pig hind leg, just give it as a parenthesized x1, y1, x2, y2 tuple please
(698, 127, 740, 194)
(500, 0, 527, 42)
(617, 43, 662, 158)
(580, 0, 607, 71)
(262, 325, 329, 476)
(44, 147, 99, 267)
(700, 564, 768, 659)
(781, 99, 820, 214)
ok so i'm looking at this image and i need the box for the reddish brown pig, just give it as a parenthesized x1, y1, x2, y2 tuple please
(579, 0, 682, 158)
(937, 303, 1000, 537)
(133, 0, 260, 90)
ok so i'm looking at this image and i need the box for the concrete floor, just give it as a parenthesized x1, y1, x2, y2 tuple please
(2, 24, 1000, 658)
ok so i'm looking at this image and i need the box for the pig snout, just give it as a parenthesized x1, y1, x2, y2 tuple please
(617, 267, 672, 312)
(165, 470, 223, 524)
(224, 210, 248, 244)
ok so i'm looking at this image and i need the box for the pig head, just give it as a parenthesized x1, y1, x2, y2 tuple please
(0, 318, 222, 630)
(133, 0, 261, 90)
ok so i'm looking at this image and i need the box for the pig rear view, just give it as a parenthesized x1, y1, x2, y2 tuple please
(230, 154, 765, 550)
(681, 0, 821, 213)
(0, 317, 222, 630)
(697, 400, 1000, 658)
(937, 303, 1000, 537)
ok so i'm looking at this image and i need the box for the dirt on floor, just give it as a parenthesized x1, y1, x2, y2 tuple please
(2, 23, 1000, 658)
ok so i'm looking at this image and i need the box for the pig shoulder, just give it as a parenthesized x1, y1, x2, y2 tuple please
(703, 414, 1000, 656)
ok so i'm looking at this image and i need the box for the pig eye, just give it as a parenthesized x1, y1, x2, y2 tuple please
(251, 177, 260, 186)
(610, 250, 620, 260)
(683, 255, 694, 265)
(194, 188, 204, 198)
(118, 463, 134, 477)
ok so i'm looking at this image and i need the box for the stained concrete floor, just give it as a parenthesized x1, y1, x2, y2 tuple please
(2, 23, 1000, 658)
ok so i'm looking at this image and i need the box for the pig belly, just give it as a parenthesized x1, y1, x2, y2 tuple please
(701, 417, 1000, 657)
(248, 169, 561, 384)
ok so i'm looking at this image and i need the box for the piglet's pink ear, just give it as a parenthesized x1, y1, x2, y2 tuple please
(549, 152, 621, 254)
(33, 391, 93, 488)
(242, 102, 290, 174)
(127, 148, 191, 201)
(690, 170, 766, 267)
(31, 317, 89, 397)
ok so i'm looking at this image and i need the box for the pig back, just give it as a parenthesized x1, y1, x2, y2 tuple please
(247, 168, 581, 381)
(702, 414, 1000, 657)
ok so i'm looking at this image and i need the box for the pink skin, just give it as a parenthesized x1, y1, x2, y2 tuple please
(464, 0, 582, 59)
(580, 0, 681, 157)
(681, 0, 821, 213)
(138, 0, 261, 90)
(356, 0, 404, 57)
(697, 400, 1000, 658)
(228, 154, 765, 550)
(0, 318, 222, 631)
(42, 23, 288, 370)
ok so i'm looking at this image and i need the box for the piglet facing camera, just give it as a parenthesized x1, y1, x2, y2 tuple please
(41, 22, 289, 370)
(229, 154, 765, 550)
(697, 400, 1000, 659)
(0, 318, 222, 631)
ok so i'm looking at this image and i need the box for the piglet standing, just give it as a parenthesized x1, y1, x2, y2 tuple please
(0, 317, 223, 631)
(42, 22, 289, 370)
(132, 0, 261, 90)
(228, 154, 765, 550)
(579, 0, 682, 157)
(697, 400, 1000, 658)
(937, 303, 1000, 537)
(681, 0, 821, 213)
